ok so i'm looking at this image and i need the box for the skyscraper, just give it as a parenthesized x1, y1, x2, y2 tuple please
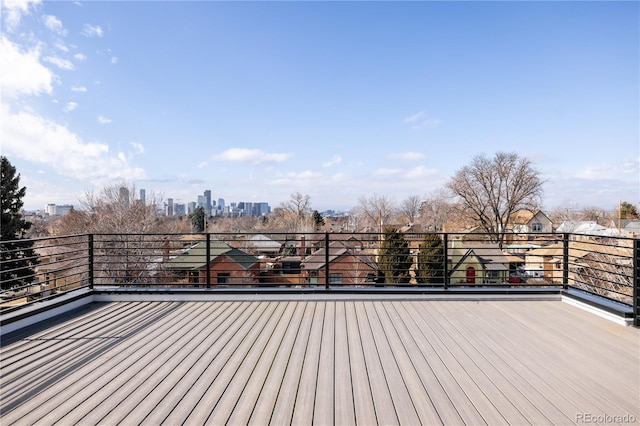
(204, 190, 212, 215)
(139, 189, 146, 204)
(119, 187, 130, 208)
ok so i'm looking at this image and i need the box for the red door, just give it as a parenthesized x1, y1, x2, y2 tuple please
(466, 267, 476, 284)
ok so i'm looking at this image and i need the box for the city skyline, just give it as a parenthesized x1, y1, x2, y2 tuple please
(39, 187, 275, 218)
(1, 1, 638, 212)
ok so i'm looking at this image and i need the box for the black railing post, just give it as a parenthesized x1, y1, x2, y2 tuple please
(206, 233, 211, 288)
(324, 232, 330, 290)
(633, 239, 639, 327)
(562, 233, 569, 291)
(88, 234, 94, 289)
(443, 232, 449, 290)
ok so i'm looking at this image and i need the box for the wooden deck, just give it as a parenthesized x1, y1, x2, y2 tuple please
(1, 300, 638, 425)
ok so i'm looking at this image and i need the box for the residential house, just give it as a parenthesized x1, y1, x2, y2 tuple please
(508, 209, 553, 234)
(607, 219, 640, 238)
(448, 241, 512, 284)
(301, 241, 379, 286)
(241, 234, 284, 257)
(555, 221, 619, 238)
(165, 241, 260, 286)
(524, 241, 633, 303)
(34, 242, 87, 293)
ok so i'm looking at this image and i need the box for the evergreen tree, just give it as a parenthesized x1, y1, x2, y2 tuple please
(416, 233, 445, 285)
(190, 206, 206, 233)
(1, 156, 38, 289)
(378, 227, 412, 285)
(619, 201, 639, 219)
(312, 210, 325, 229)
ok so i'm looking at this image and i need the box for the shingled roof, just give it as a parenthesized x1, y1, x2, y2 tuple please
(166, 241, 259, 270)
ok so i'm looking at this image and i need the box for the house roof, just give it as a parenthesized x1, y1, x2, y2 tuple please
(555, 221, 619, 236)
(509, 209, 536, 224)
(449, 242, 510, 272)
(166, 241, 259, 270)
(301, 241, 377, 271)
(527, 241, 631, 260)
(246, 234, 283, 251)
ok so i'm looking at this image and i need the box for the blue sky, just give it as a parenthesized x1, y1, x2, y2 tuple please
(1, 1, 638, 213)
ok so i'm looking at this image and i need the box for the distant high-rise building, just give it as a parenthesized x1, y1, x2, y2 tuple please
(255, 202, 270, 216)
(55, 205, 74, 216)
(187, 202, 197, 214)
(139, 189, 146, 204)
(165, 198, 174, 216)
(46, 204, 73, 216)
(197, 195, 205, 209)
(204, 190, 212, 215)
(119, 187, 130, 208)
(174, 203, 186, 216)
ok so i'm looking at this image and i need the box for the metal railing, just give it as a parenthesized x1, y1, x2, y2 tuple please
(1, 231, 637, 321)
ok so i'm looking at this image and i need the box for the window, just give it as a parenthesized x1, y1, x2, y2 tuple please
(532, 222, 542, 232)
(329, 273, 343, 284)
(217, 273, 230, 284)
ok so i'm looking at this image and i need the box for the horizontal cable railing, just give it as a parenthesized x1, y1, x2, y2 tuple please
(1, 232, 637, 315)
(0, 234, 90, 308)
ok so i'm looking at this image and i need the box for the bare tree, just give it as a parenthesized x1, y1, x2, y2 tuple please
(446, 152, 544, 247)
(548, 203, 581, 227)
(54, 182, 171, 286)
(356, 194, 397, 231)
(273, 192, 313, 233)
(579, 206, 609, 225)
(419, 189, 454, 232)
(399, 195, 421, 226)
(77, 182, 164, 234)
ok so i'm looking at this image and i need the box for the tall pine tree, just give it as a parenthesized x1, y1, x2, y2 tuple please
(1, 156, 38, 289)
(416, 233, 445, 285)
(378, 227, 412, 285)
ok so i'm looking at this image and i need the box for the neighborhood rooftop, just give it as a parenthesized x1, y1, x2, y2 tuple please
(1, 228, 639, 425)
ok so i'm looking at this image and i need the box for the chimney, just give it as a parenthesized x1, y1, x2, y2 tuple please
(299, 236, 306, 258)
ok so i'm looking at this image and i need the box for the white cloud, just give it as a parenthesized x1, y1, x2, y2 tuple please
(130, 142, 144, 154)
(71, 85, 87, 92)
(111, 56, 118, 64)
(97, 115, 112, 124)
(403, 111, 425, 123)
(43, 15, 67, 36)
(74, 53, 87, 61)
(387, 152, 426, 161)
(63, 101, 77, 112)
(0, 36, 53, 98)
(43, 55, 74, 70)
(413, 118, 440, 129)
(2, 0, 41, 30)
(81, 24, 103, 38)
(373, 168, 402, 176)
(54, 41, 69, 52)
(213, 148, 292, 165)
(403, 110, 440, 130)
(404, 166, 437, 179)
(197, 161, 209, 169)
(0, 104, 145, 182)
(323, 155, 342, 168)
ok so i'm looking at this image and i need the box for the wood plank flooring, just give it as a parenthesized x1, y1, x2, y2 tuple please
(1, 300, 638, 425)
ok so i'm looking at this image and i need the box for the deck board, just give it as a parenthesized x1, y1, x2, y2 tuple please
(1, 299, 638, 426)
(267, 301, 316, 426)
(291, 301, 325, 425)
